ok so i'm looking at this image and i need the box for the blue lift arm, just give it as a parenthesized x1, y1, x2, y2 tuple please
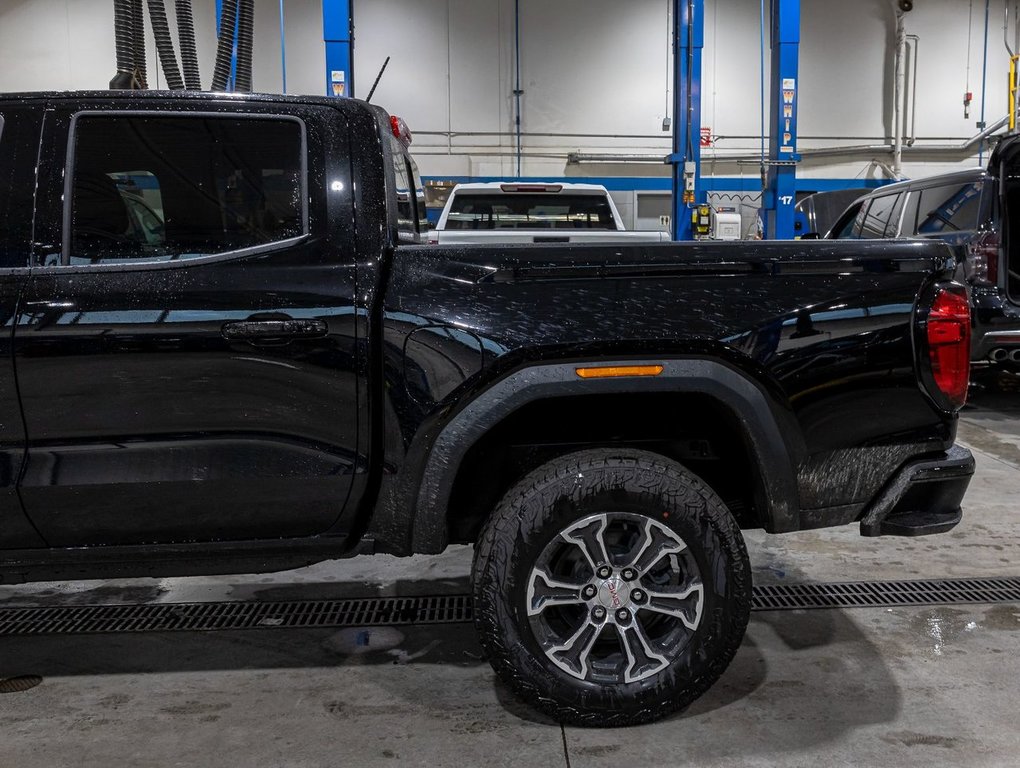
(323, 0, 354, 97)
(668, 0, 705, 241)
(763, 0, 801, 239)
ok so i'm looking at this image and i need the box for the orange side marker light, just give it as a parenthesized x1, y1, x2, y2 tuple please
(575, 365, 664, 379)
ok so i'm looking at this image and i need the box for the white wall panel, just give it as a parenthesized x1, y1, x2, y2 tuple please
(0, 0, 1015, 182)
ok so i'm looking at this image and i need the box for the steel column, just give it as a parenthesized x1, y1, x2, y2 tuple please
(323, 0, 354, 97)
(668, 0, 704, 241)
(763, 0, 800, 239)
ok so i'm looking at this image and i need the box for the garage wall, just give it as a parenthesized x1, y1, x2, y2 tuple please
(0, 0, 1011, 184)
(357, 0, 1008, 181)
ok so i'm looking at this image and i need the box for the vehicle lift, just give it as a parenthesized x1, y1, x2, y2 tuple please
(669, 0, 800, 240)
(211, 0, 354, 98)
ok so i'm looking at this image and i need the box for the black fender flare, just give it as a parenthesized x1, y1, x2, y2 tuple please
(392, 358, 803, 553)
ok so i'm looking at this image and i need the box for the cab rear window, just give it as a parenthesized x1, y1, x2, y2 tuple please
(445, 194, 616, 230)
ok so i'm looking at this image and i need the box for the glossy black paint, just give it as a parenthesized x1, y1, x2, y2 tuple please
(0, 91, 970, 581)
(4, 93, 366, 549)
(0, 102, 45, 548)
(373, 239, 959, 552)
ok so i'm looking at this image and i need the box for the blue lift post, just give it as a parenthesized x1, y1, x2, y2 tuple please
(668, 0, 705, 241)
(763, 0, 801, 239)
(323, 0, 354, 97)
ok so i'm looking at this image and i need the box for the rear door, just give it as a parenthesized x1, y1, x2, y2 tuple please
(14, 100, 362, 547)
(0, 103, 45, 549)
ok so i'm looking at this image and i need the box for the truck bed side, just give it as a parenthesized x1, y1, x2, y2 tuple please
(367, 239, 959, 554)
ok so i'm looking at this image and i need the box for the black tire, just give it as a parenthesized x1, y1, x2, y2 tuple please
(472, 448, 751, 727)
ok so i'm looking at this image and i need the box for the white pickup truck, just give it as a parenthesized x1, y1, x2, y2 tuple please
(428, 182, 672, 245)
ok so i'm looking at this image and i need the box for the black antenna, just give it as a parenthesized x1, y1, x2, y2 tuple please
(365, 56, 391, 103)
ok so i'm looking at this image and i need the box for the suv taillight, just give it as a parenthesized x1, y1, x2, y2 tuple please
(967, 231, 1000, 285)
(925, 285, 971, 409)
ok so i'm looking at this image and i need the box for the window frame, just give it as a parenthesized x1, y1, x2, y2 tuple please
(58, 110, 310, 271)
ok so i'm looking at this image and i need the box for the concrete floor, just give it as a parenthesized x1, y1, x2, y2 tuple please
(1, 371, 1018, 767)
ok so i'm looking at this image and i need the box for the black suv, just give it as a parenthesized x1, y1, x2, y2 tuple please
(827, 158, 1020, 368)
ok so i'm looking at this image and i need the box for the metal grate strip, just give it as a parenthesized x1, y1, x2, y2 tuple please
(0, 577, 1016, 637)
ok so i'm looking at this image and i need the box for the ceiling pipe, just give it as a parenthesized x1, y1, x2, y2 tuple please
(905, 33, 919, 146)
(893, 10, 906, 177)
(567, 115, 1009, 165)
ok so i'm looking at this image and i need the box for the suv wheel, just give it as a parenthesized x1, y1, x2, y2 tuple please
(472, 448, 751, 727)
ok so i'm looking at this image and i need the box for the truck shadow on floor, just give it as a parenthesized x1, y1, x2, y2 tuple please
(0, 565, 902, 751)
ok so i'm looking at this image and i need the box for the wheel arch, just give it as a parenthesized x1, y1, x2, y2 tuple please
(400, 358, 804, 554)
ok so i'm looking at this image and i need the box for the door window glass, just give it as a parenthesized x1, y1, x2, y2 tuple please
(68, 115, 305, 265)
(916, 182, 983, 234)
(883, 192, 906, 236)
(859, 193, 901, 238)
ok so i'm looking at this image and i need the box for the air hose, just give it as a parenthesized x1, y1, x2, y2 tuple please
(110, 0, 134, 88)
(146, 0, 185, 89)
(110, 0, 146, 89)
(235, 0, 255, 92)
(175, 0, 202, 90)
(211, 0, 239, 91)
(130, 0, 148, 87)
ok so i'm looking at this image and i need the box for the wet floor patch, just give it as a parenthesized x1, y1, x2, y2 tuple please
(982, 604, 1020, 631)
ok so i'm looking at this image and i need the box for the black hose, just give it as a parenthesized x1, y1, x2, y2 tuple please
(175, 0, 201, 90)
(110, 0, 134, 88)
(211, 0, 238, 91)
(146, 0, 184, 89)
(234, 0, 255, 92)
(130, 0, 148, 88)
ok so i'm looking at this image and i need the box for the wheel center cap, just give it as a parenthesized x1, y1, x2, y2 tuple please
(597, 577, 631, 609)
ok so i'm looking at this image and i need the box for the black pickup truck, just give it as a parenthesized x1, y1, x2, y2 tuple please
(0, 92, 975, 726)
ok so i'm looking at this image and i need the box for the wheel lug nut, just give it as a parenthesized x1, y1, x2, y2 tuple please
(621, 568, 637, 581)
(631, 589, 645, 603)
(592, 606, 606, 621)
(616, 608, 630, 623)
(582, 585, 597, 599)
(596, 566, 612, 579)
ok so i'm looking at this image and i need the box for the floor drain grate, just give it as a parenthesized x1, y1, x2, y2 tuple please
(0, 577, 1017, 637)
(0, 594, 474, 637)
(750, 576, 1020, 611)
(0, 675, 43, 693)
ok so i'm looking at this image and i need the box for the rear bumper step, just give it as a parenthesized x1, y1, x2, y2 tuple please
(859, 444, 975, 537)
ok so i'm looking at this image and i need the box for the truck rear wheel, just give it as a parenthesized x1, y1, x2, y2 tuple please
(471, 448, 751, 727)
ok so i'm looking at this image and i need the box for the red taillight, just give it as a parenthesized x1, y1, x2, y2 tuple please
(967, 231, 999, 285)
(390, 115, 413, 146)
(926, 285, 971, 408)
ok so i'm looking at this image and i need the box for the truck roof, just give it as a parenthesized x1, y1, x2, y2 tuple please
(451, 181, 611, 194)
(0, 89, 374, 113)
